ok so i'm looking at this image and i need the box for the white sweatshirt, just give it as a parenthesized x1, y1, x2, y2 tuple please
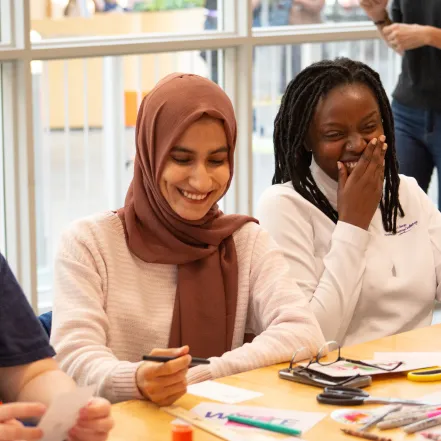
(258, 160, 441, 347)
(50, 212, 324, 403)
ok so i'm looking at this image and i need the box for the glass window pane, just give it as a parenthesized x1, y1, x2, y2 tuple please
(253, 0, 368, 28)
(33, 50, 222, 309)
(252, 40, 401, 211)
(31, 0, 224, 40)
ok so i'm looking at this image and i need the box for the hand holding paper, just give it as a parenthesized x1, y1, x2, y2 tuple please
(0, 387, 112, 441)
(0, 402, 46, 441)
(67, 397, 113, 441)
(37, 386, 113, 441)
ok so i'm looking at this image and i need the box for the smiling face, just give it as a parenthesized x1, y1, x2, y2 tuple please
(159, 115, 230, 221)
(306, 82, 384, 181)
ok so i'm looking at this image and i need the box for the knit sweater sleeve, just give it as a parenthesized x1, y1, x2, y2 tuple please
(50, 225, 143, 404)
(187, 226, 326, 383)
(257, 186, 370, 344)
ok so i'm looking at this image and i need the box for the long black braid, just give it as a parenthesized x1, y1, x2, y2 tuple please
(273, 57, 404, 234)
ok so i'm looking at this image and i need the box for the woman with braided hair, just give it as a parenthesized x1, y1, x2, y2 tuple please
(258, 57, 441, 346)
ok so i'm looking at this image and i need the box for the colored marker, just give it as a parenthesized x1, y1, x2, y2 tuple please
(421, 432, 441, 440)
(227, 414, 302, 436)
(384, 405, 441, 421)
(378, 410, 441, 430)
(403, 414, 441, 434)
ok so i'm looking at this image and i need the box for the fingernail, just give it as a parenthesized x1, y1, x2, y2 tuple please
(383, 143, 388, 151)
(372, 138, 378, 145)
(379, 135, 386, 142)
(337, 162, 342, 170)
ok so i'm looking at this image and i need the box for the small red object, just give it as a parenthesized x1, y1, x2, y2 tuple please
(172, 423, 193, 441)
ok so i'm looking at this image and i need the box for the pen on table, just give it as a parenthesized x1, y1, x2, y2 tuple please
(227, 414, 302, 437)
(421, 432, 441, 440)
(384, 405, 441, 421)
(403, 414, 441, 434)
(142, 355, 210, 367)
(378, 410, 441, 430)
(341, 428, 392, 441)
(359, 405, 402, 431)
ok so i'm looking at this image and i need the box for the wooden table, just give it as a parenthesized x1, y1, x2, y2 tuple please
(109, 324, 441, 441)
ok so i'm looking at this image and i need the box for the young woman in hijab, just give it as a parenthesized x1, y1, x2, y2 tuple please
(50, 73, 324, 406)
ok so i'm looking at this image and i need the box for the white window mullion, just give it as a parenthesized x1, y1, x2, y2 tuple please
(1, 0, 13, 45)
(224, 0, 253, 215)
(3, 58, 38, 309)
(103, 56, 126, 210)
(3, 0, 38, 309)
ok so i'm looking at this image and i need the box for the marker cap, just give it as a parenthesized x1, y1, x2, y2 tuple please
(172, 423, 193, 441)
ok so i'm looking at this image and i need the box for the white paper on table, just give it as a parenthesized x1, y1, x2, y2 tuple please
(191, 402, 326, 434)
(37, 385, 95, 441)
(187, 381, 263, 404)
(418, 390, 441, 406)
(300, 358, 437, 378)
(374, 352, 441, 366)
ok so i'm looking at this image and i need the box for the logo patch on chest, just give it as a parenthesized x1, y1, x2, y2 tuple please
(385, 221, 418, 236)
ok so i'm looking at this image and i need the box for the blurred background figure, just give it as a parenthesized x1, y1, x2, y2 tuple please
(360, 0, 441, 208)
(63, 0, 124, 16)
(95, 0, 125, 12)
(202, 0, 325, 87)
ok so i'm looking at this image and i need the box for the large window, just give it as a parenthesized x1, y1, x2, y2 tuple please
(5, 0, 429, 311)
(31, 0, 224, 39)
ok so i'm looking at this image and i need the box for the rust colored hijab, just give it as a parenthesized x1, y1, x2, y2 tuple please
(117, 73, 257, 358)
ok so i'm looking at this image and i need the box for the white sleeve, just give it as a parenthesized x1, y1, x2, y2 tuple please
(413, 179, 441, 301)
(188, 227, 326, 383)
(257, 188, 370, 344)
(50, 229, 143, 404)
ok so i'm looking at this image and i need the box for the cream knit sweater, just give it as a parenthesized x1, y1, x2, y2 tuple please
(50, 212, 325, 403)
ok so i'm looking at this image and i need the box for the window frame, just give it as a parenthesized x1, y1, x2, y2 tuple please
(1, 0, 380, 310)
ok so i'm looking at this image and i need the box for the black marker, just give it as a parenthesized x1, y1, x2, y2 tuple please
(142, 355, 210, 367)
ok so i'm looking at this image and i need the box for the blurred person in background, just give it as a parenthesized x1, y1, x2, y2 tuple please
(289, 0, 325, 25)
(95, 0, 125, 12)
(202, 1, 324, 84)
(360, 0, 441, 208)
(63, 0, 123, 16)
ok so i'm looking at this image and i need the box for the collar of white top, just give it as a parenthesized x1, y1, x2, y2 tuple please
(310, 157, 338, 211)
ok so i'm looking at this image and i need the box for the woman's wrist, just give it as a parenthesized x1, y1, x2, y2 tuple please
(370, 9, 390, 25)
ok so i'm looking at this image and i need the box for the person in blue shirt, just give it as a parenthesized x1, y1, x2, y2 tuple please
(0, 253, 113, 441)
